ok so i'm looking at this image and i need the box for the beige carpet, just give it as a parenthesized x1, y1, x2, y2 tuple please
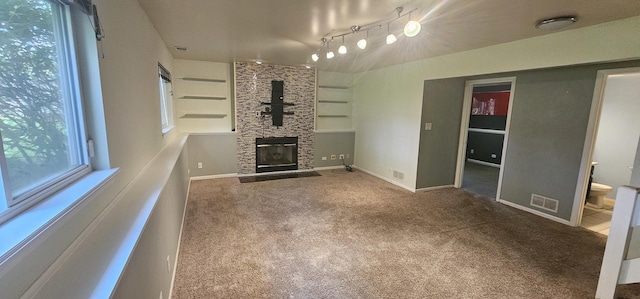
(172, 170, 640, 298)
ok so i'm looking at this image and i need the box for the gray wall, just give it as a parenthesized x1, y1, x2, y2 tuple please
(113, 148, 190, 298)
(188, 133, 238, 177)
(499, 66, 598, 220)
(314, 131, 355, 167)
(417, 60, 640, 221)
(416, 78, 466, 189)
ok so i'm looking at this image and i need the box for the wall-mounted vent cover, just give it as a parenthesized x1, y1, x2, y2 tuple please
(530, 194, 559, 213)
(393, 170, 404, 181)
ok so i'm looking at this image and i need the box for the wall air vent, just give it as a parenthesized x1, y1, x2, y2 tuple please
(392, 170, 404, 181)
(530, 194, 559, 213)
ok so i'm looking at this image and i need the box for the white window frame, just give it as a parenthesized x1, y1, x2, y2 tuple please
(158, 63, 174, 134)
(0, 0, 91, 224)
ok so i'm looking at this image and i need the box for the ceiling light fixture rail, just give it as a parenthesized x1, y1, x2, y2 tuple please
(310, 7, 421, 62)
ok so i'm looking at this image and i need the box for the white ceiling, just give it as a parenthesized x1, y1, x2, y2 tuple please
(136, 0, 640, 73)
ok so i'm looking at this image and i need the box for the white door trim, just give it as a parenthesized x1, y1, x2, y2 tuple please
(454, 76, 517, 202)
(570, 67, 640, 226)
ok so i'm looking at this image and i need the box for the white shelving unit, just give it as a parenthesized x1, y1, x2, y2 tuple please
(174, 60, 232, 133)
(316, 72, 353, 131)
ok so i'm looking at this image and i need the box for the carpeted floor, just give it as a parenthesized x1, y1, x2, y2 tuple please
(172, 170, 640, 298)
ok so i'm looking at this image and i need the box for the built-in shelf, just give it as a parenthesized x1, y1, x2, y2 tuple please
(318, 85, 349, 89)
(318, 100, 349, 103)
(181, 77, 226, 83)
(180, 113, 227, 119)
(180, 96, 226, 100)
(317, 114, 349, 118)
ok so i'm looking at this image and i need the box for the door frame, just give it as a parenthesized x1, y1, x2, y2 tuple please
(570, 67, 640, 226)
(454, 76, 517, 201)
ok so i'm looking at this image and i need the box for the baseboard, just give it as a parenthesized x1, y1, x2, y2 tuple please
(466, 159, 501, 168)
(168, 180, 191, 299)
(353, 166, 416, 192)
(416, 185, 455, 192)
(313, 166, 345, 171)
(190, 173, 238, 180)
(497, 198, 571, 225)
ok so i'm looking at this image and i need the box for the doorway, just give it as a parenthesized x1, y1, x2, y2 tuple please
(455, 77, 516, 199)
(572, 67, 640, 229)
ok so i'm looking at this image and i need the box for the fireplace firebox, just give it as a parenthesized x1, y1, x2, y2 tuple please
(256, 137, 298, 173)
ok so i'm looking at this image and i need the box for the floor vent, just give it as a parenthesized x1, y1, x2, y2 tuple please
(392, 170, 404, 181)
(530, 194, 559, 213)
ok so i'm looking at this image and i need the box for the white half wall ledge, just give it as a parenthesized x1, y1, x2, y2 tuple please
(20, 133, 190, 298)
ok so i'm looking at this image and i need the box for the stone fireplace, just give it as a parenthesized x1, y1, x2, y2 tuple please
(234, 62, 315, 174)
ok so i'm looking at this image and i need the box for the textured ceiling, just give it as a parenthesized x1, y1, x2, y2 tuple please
(136, 0, 640, 72)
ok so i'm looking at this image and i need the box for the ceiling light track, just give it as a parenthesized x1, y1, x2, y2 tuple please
(311, 7, 422, 63)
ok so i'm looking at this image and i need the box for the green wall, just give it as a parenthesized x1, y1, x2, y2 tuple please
(416, 78, 466, 188)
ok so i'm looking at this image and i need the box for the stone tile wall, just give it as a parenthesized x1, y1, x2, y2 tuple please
(235, 63, 315, 174)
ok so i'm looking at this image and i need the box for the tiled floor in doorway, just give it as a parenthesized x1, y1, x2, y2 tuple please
(580, 203, 614, 236)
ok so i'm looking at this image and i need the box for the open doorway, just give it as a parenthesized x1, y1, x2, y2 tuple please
(455, 77, 516, 199)
(572, 67, 640, 231)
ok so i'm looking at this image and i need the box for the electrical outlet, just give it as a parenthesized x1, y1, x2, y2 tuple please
(331, 155, 336, 160)
(197, 162, 203, 168)
(339, 154, 345, 160)
(425, 122, 433, 130)
(470, 149, 474, 154)
(321, 156, 327, 161)
(166, 255, 171, 273)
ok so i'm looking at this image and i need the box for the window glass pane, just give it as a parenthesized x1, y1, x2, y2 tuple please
(159, 77, 169, 127)
(158, 64, 173, 129)
(0, 0, 81, 197)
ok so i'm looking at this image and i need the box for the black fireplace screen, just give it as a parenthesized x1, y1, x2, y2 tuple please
(256, 137, 298, 173)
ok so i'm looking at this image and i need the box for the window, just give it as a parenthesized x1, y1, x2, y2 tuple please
(158, 63, 174, 133)
(0, 0, 90, 220)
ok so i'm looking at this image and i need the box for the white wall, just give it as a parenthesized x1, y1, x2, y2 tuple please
(592, 72, 640, 198)
(353, 16, 640, 190)
(0, 0, 183, 297)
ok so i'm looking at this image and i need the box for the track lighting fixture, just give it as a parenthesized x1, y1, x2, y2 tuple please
(386, 23, 397, 44)
(325, 38, 334, 59)
(403, 11, 421, 37)
(326, 50, 335, 59)
(357, 30, 368, 49)
(311, 7, 422, 62)
(338, 36, 347, 54)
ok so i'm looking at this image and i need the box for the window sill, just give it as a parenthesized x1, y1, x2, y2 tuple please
(0, 169, 118, 267)
(162, 125, 175, 135)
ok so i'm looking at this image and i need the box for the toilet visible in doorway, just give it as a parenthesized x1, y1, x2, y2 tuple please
(588, 183, 612, 208)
